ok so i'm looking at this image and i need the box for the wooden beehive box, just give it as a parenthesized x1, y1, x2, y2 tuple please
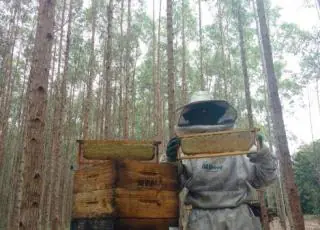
(179, 128, 258, 159)
(72, 140, 179, 230)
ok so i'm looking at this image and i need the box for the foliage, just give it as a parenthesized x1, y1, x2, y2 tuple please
(294, 140, 320, 214)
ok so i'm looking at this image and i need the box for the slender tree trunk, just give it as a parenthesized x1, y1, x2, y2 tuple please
(253, 2, 289, 227)
(130, 46, 138, 138)
(237, 2, 269, 229)
(0, 3, 21, 200)
(182, 0, 187, 104)
(118, 0, 125, 137)
(7, 54, 28, 229)
(264, 78, 286, 229)
(83, 0, 96, 140)
(237, 3, 254, 129)
(19, 0, 56, 228)
(49, 0, 67, 227)
(316, 78, 320, 117)
(218, 0, 227, 100)
(198, 0, 204, 90)
(307, 86, 316, 153)
(167, 0, 175, 138)
(104, 0, 113, 139)
(153, 0, 157, 136)
(55, 0, 72, 227)
(123, 0, 131, 139)
(9, 33, 33, 230)
(256, 0, 305, 229)
(157, 0, 164, 150)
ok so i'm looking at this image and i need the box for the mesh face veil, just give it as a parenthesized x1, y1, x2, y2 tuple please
(175, 91, 237, 136)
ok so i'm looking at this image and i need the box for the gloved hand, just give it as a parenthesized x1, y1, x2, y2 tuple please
(166, 136, 181, 162)
(247, 133, 269, 163)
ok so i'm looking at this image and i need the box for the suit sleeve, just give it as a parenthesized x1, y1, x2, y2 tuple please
(250, 146, 278, 188)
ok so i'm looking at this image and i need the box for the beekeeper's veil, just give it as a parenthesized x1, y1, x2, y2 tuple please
(175, 91, 237, 136)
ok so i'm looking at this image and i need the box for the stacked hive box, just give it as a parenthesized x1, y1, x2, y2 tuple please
(72, 140, 179, 230)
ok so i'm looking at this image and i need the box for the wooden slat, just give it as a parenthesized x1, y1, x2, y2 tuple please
(73, 189, 114, 218)
(115, 218, 178, 230)
(179, 150, 250, 159)
(73, 162, 115, 193)
(116, 160, 178, 191)
(115, 188, 179, 218)
(82, 140, 155, 161)
(180, 128, 257, 156)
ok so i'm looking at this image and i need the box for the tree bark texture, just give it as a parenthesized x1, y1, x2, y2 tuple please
(19, 0, 56, 228)
(218, 0, 227, 100)
(104, 0, 113, 139)
(123, 0, 131, 139)
(157, 0, 164, 150)
(182, 0, 187, 104)
(55, 0, 72, 227)
(49, 0, 68, 227)
(167, 0, 176, 138)
(198, 0, 204, 90)
(255, 0, 305, 229)
(237, 2, 254, 129)
(83, 0, 96, 140)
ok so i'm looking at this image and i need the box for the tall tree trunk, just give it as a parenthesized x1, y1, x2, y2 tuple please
(153, 0, 157, 136)
(7, 55, 28, 229)
(263, 77, 287, 230)
(316, 78, 320, 117)
(0, 1, 21, 198)
(167, 0, 175, 138)
(253, 1, 289, 227)
(83, 0, 96, 140)
(237, 2, 269, 229)
(96, 74, 102, 139)
(237, 3, 254, 129)
(55, 0, 72, 227)
(307, 86, 316, 152)
(19, 0, 56, 228)
(123, 0, 131, 139)
(157, 0, 164, 150)
(49, 0, 67, 227)
(218, 0, 227, 100)
(198, 0, 204, 90)
(118, 0, 125, 137)
(181, 0, 187, 104)
(255, 0, 305, 229)
(130, 45, 138, 138)
(104, 0, 113, 139)
(9, 30, 34, 230)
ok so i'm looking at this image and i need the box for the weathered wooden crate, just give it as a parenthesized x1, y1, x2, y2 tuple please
(73, 161, 115, 193)
(72, 140, 179, 229)
(72, 161, 178, 218)
(73, 189, 114, 218)
(179, 128, 258, 159)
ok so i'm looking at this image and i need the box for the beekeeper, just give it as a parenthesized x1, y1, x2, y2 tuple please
(165, 91, 277, 230)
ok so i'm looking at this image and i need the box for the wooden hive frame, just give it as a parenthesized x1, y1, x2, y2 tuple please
(178, 128, 259, 159)
(76, 139, 162, 167)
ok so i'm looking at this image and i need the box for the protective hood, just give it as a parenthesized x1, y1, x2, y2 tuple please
(175, 91, 237, 136)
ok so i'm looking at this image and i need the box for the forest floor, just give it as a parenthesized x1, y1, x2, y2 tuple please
(270, 216, 320, 230)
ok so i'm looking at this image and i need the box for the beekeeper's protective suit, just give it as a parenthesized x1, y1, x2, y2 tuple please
(164, 91, 277, 230)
